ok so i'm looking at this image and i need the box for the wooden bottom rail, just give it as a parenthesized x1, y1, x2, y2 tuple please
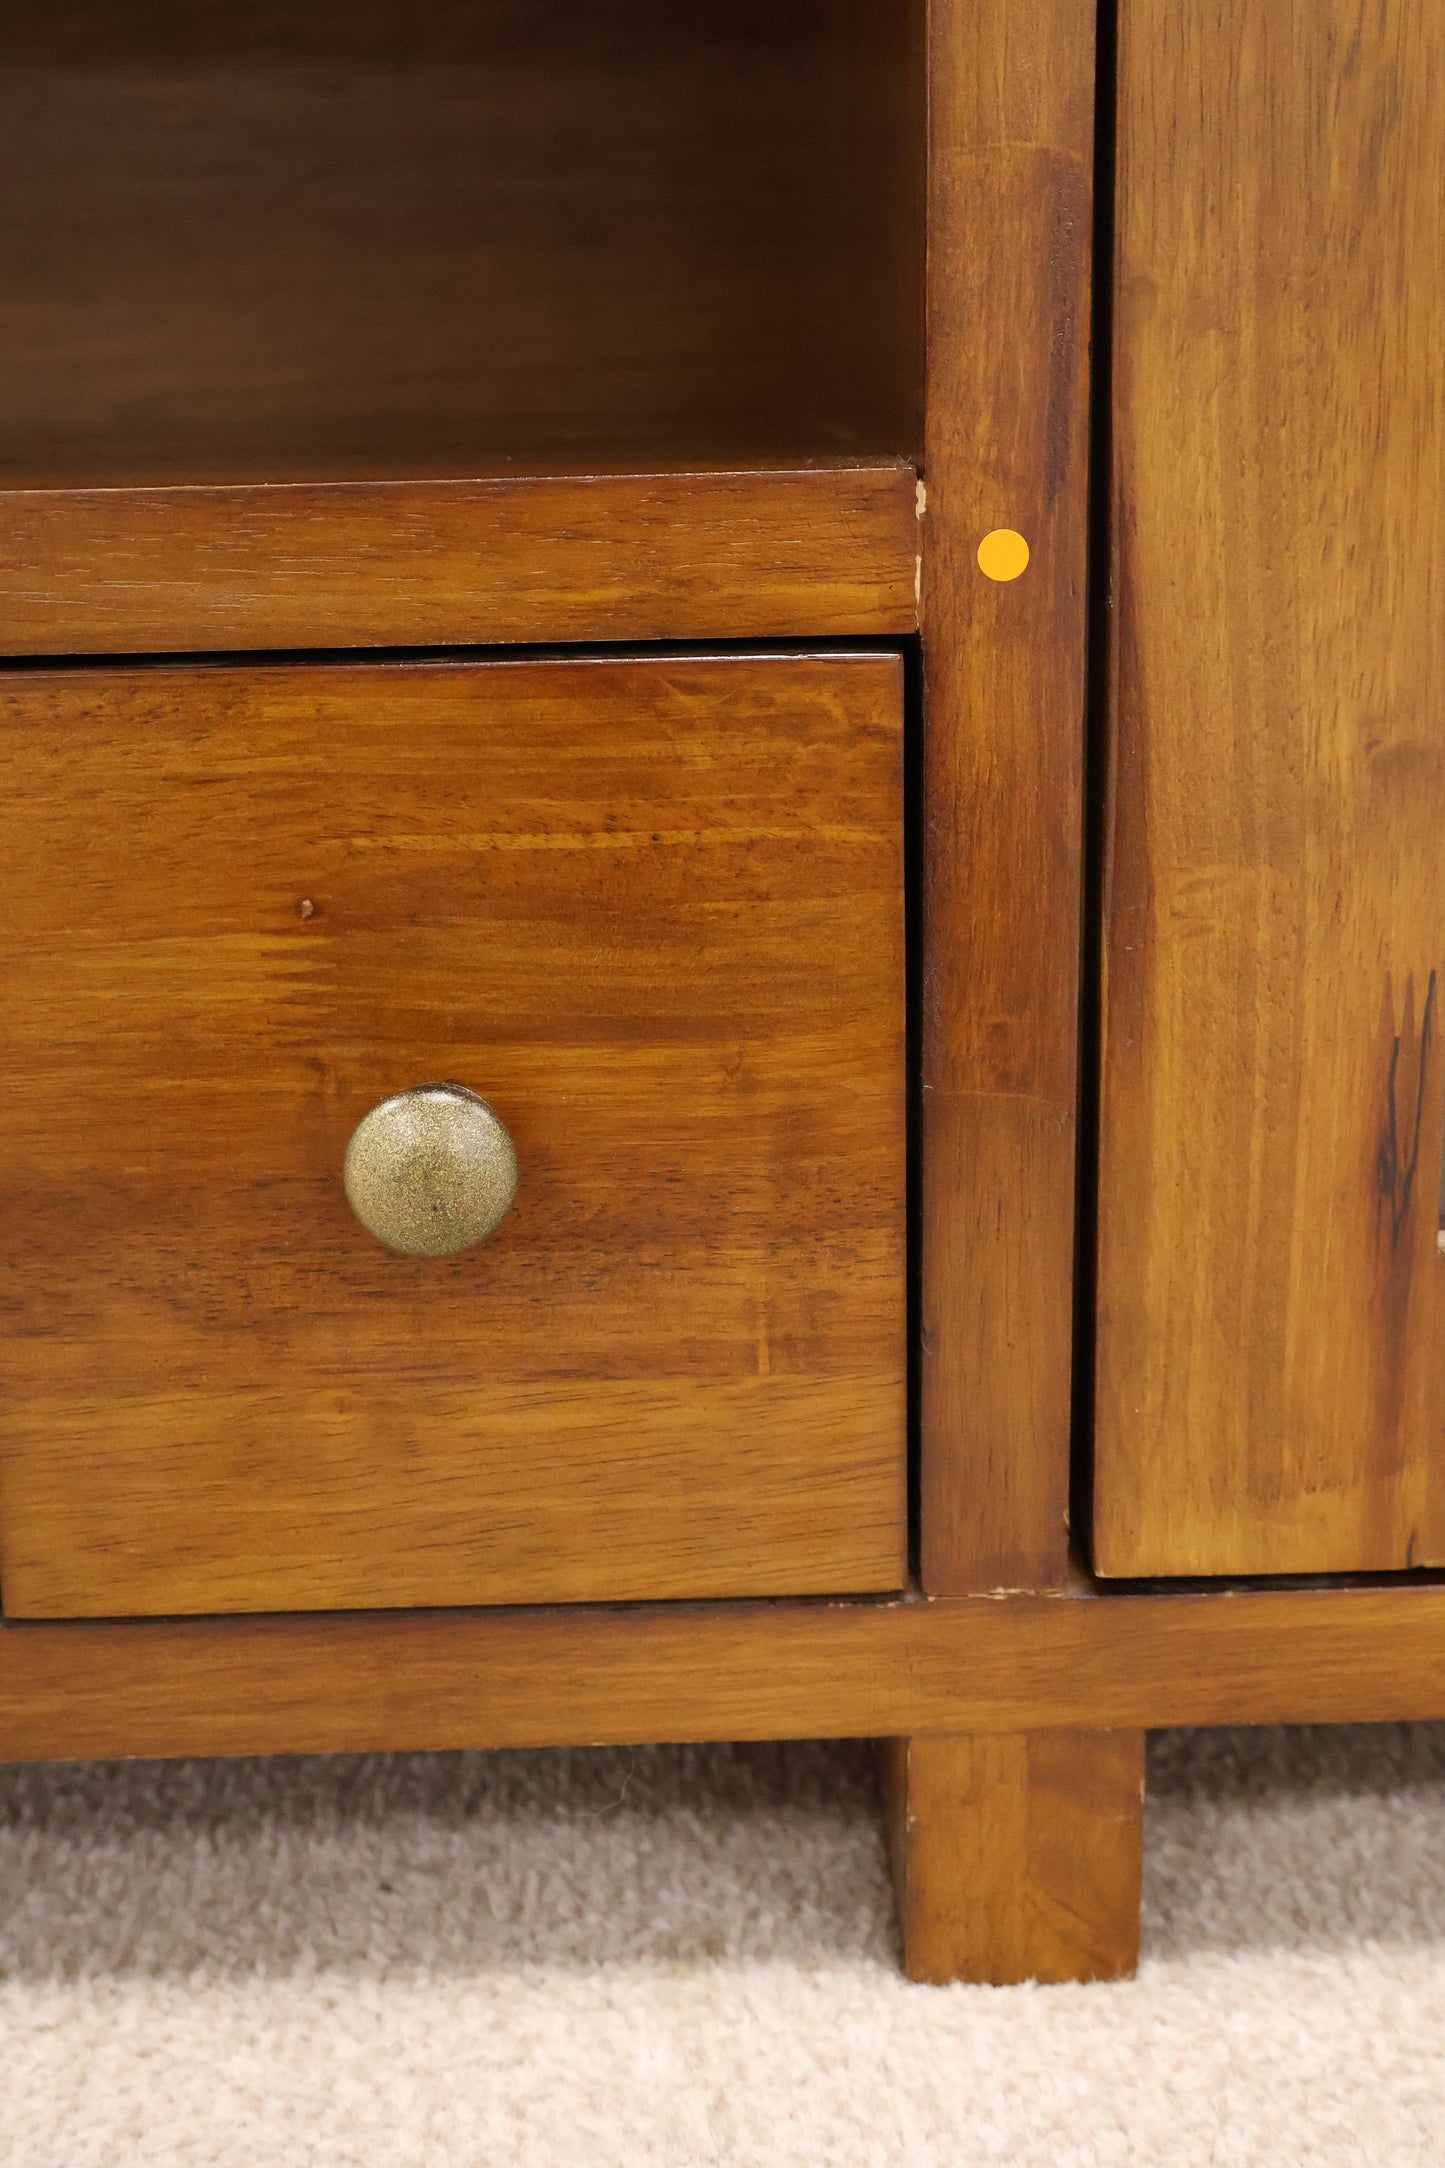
(2, 1578, 1445, 1765)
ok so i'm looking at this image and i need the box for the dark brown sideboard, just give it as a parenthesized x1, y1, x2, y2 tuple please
(1, 0, 1440, 1984)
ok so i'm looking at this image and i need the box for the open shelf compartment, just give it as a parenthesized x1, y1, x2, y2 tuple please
(2, 0, 924, 491)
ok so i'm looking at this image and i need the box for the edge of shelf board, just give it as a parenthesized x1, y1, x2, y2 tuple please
(0, 461, 921, 657)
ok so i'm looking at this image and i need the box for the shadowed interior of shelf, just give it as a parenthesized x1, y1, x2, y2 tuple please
(1, 0, 925, 488)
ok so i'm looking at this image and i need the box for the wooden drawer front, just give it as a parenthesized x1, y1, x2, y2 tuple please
(0, 654, 905, 1617)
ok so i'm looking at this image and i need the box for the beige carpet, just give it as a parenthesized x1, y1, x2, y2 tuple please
(2, 1724, 1443, 2165)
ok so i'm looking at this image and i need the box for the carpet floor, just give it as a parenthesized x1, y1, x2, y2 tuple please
(1, 1723, 1443, 2165)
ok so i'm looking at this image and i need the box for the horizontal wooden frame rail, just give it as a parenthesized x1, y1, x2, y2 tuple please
(4, 1579, 1445, 1764)
(0, 463, 920, 656)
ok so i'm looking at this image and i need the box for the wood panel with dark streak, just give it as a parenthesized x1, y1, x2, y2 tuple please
(1095, 0, 1445, 1574)
(920, 0, 1095, 1591)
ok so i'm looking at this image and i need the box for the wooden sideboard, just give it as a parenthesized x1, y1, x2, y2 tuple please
(0, 0, 1440, 1984)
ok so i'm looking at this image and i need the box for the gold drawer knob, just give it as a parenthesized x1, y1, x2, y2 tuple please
(343, 1084, 519, 1257)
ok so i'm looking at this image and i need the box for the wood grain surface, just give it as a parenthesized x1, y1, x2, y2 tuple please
(879, 1728, 1144, 1984)
(4, 1577, 1445, 1765)
(0, 654, 906, 1617)
(0, 464, 921, 657)
(919, 0, 1095, 1590)
(1095, 0, 1445, 1574)
(0, 0, 923, 487)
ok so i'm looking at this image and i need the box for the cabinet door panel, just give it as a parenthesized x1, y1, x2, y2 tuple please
(1094, 0, 1445, 1574)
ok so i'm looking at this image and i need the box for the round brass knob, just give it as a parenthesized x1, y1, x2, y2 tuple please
(343, 1084, 518, 1257)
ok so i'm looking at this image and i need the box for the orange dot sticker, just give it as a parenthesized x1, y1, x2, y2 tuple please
(977, 528, 1030, 582)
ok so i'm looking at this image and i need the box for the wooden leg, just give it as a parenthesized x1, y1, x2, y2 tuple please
(877, 1728, 1145, 1985)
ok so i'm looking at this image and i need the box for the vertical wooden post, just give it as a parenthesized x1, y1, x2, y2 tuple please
(919, 0, 1097, 1591)
(879, 1728, 1145, 1985)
